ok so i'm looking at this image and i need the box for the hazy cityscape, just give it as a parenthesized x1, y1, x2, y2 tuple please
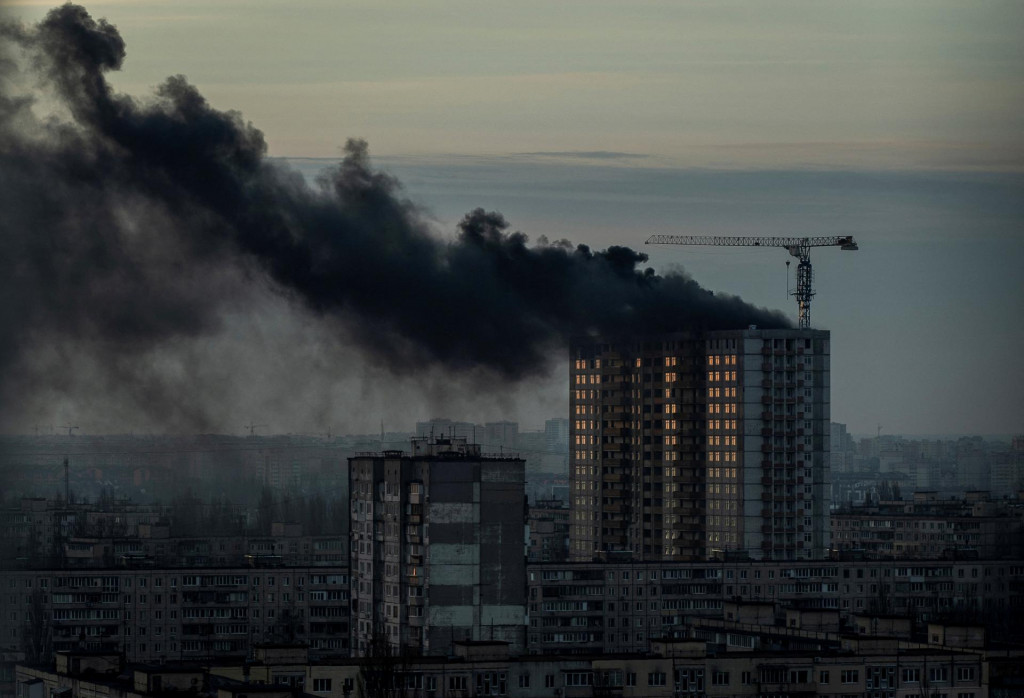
(2, 1, 1023, 698)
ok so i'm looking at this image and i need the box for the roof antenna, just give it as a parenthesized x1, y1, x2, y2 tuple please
(786, 259, 791, 298)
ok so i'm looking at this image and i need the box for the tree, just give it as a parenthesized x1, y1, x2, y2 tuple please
(358, 625, 409, 698)
(21, 588, 52, 664)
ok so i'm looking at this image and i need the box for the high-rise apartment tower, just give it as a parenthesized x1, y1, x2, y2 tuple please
(569, 328, 830, 562)
(350, 437, 527, 656)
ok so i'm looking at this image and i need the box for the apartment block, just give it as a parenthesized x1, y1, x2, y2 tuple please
(831, 493, 1024, 559)
(527, 500, 570, 564)
(350, 437, 526, 657)
(0, 565, 351, 668)
(526, 558, 1024, 656)
(569, 328, 830, 563)
(16, 632, 1014, 698)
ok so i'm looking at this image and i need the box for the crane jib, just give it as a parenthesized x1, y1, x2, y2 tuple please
(644, 234, 858, 329)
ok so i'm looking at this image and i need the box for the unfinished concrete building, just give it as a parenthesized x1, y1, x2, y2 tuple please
(349, 436, 527, 656)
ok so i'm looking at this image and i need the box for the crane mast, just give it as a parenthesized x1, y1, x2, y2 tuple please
(645, 234, 858, 329)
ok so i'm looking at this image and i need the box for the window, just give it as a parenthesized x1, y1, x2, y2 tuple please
(902, 668, 920, 683)
(648, 672, 666, 687)
(448, 676, 467, 691)
(841, 670, 859, 684)
(711, 671, 729, 686)
(544, 675, 555, 688)
(312, 679, 331, 692)
(957, 667, 976, 682)
(518, 674, 530, 689)
(930, 667, 949, 683)
(626, 672, 636, 687)
(564, 672, 591, 687)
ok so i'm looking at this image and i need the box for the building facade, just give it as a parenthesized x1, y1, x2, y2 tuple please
(831, 492, 1024, 560)
(0, 564, 351, 670)
(349, 437, 526, 657)
(527, 557, 1024, 656)
(16, 633, 1012, 698)
(569, 328, 830, 563)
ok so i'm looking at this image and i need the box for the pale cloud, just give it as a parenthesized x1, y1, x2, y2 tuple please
(6, 0, 1021, 170)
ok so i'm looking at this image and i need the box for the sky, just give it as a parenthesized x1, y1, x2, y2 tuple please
(1, 0, 1022, 437)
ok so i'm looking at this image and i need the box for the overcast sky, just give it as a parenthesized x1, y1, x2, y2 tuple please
(3, 0, 1022, 437)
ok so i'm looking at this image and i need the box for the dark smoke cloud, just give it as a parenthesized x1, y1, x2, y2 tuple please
(0, 5, 788, 431)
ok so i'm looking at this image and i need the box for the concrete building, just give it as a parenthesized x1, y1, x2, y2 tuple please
(16, 628, 1014, 698)
(526, 557, 1024, 656)
(831, 493, 1024, 559)
(0, 564, 351, 671)
(544, 418, 570, 454)
(569, 328, 830, 563)
(527, 500, 570, 563)
(483, 422, 519, 452)
(349, 436, 527, 657)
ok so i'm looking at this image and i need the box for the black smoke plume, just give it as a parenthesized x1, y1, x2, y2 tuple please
(0, 5, 788, 431)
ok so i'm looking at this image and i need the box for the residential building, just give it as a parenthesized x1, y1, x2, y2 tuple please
(526, 558, 1024, 656)
(527, 500, 569, 563)
(544, 418, 570, 454)
(349, 436, 526, 657)
(831, 492, 1024, 559)
(0, 564, 351, 668)
(569, 328, 830, 562)
(16, 629, 1012, 698)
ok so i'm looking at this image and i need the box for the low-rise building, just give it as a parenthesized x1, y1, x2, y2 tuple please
(831, 493, 1024, 559)
(0, 565, 350, 668)
(15, 629, 1012, 698)
(526, 558, 1024, 655)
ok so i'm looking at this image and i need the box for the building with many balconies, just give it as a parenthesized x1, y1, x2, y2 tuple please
(569, 328, 830, 563)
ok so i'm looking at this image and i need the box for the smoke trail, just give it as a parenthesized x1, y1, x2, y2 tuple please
(0, 5, 788, 430)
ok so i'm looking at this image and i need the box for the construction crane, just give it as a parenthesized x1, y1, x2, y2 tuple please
(58, 424, 79, 436)
(645, 234, 858, 329)
(245, 423, 268, 437)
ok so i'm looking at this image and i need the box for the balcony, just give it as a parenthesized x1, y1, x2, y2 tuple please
(759, 682, 815, 694)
